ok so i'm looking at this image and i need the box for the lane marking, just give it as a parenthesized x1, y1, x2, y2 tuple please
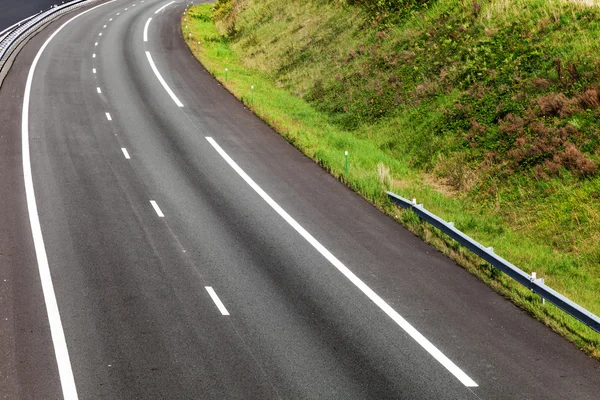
(155, 1, 175, 14)
(103, 24, 106, 28)
(150, 200, 164, 217)
(116, 12, 120, 15)
(93, 68, 96, 74)
(109, 18, 113, 21)
(205, 287, 230, 316)
(94, 42, 98, 46)
(121, 148, 131, 159)
(93, 53, 96, 58)
(98, 32, 102, 36)
(145, 51, 184, 107)
(96, 87, 101, 94)
(205, 137, 478, 388)
(105, 112, 112, 121)
(143, 17, 152, 42)
(22, 2, 119, 399)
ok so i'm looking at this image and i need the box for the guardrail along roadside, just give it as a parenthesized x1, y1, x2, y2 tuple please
(387, 191, 600, 334)
(0, 0, 98, 87)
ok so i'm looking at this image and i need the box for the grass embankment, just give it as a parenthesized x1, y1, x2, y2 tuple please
(182, 0, 600, 357)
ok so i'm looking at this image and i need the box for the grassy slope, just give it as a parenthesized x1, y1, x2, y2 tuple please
(182, 0, 600, 357)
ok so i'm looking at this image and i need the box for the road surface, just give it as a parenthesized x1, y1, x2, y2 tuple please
(1, 0, 599, 398)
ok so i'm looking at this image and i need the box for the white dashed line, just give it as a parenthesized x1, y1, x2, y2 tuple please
(109, 18, 113, 21)
(96, 87, 101, 94)
(116, 12, 120, 15)
(93, 53, 96, 58)
(145, 51, 184, 107)
(95, 42, 98, 46)
(155, 1, 175, 14)
(98, 32, 102, 36)
(22, 2, 119, 399)
(150, 200, 164, 217)
(105, 112, 112, 121)
(205, 287, 230, 316)
(143, 17, 152, 42)
(204, 137, 479, 388)
(93, 68, 96, 74)
(121, 148, 130, 159)
(103, 24, 107, 28)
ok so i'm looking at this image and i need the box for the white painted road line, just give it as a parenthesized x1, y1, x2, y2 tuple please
(150, 200, 165, 217)
(121, 148, 131, 159)
(22, 2, 119, 399)
(95, 41, 98, 46)
(109, 18, 113, 21)
(93, 68, 96, 74)
(96, 87, 101, 94)
(143, 17, 152, 42)
(155, 1, 175, 14)
(103, 24, 107, 28)
(145, 51, 184, 107)
(98, 32, 102, 36)
(105, 112, 112, 121)
(205, 287, 230, 316)
(93, 53, 96, 58)
(205, 137, 478, 388)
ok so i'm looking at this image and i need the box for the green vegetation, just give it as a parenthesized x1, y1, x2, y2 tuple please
(182, 0, 600, 357)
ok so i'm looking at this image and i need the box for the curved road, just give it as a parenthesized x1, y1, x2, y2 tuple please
(1, 0, 599, 398)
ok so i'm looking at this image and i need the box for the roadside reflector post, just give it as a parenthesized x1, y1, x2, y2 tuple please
(225, 68, 228, 82)
(197, 41, 200, 54)
(251, 85, 254, 103)
(345, 151, 349, 174)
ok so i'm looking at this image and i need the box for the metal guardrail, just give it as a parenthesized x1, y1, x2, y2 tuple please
(0, 0, 98, 67)
(387, 191, 600, 334)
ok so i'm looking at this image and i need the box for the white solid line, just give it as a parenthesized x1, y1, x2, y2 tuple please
(143, 17, 152, 42)
(96, 87, 101, 94)
(204, 137, 479, 388)
(145, 51, 184, 107)
(121, 148, 131, 159)
(154, 1, 175, 14)
(205, 287, 230, 316)
(93, 68, 96, 74)
(22, 2, 119, 399)
(105, 112, 112, 121)
(150, 200, 164, 217)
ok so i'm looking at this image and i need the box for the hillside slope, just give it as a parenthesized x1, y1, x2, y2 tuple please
(184, 0, 600, 355)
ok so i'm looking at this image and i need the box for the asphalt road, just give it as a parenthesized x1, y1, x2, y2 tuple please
(1, 0, 600, 398)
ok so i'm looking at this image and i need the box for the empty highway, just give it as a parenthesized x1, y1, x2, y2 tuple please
(1, 0, 599, 398)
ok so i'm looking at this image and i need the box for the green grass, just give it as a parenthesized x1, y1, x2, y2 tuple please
(182, 1, 600, 357)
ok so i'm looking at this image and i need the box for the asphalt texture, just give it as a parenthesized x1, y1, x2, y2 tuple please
(1, 0, 600, 398)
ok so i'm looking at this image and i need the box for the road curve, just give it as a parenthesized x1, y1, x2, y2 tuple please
(1, 0, 600, 398)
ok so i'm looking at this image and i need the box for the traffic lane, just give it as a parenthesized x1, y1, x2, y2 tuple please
(27, 1, 278, 398)
(156, 3, 600, 399)
(0, 15, 64, 398)
(104, 5, 480, 399)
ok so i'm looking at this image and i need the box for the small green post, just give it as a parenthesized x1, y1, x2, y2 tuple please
(225, 68, 228, 82)
(345, 151, 349, 173)
(251, 85, 254, 103)
(197, 41, 200, 54)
